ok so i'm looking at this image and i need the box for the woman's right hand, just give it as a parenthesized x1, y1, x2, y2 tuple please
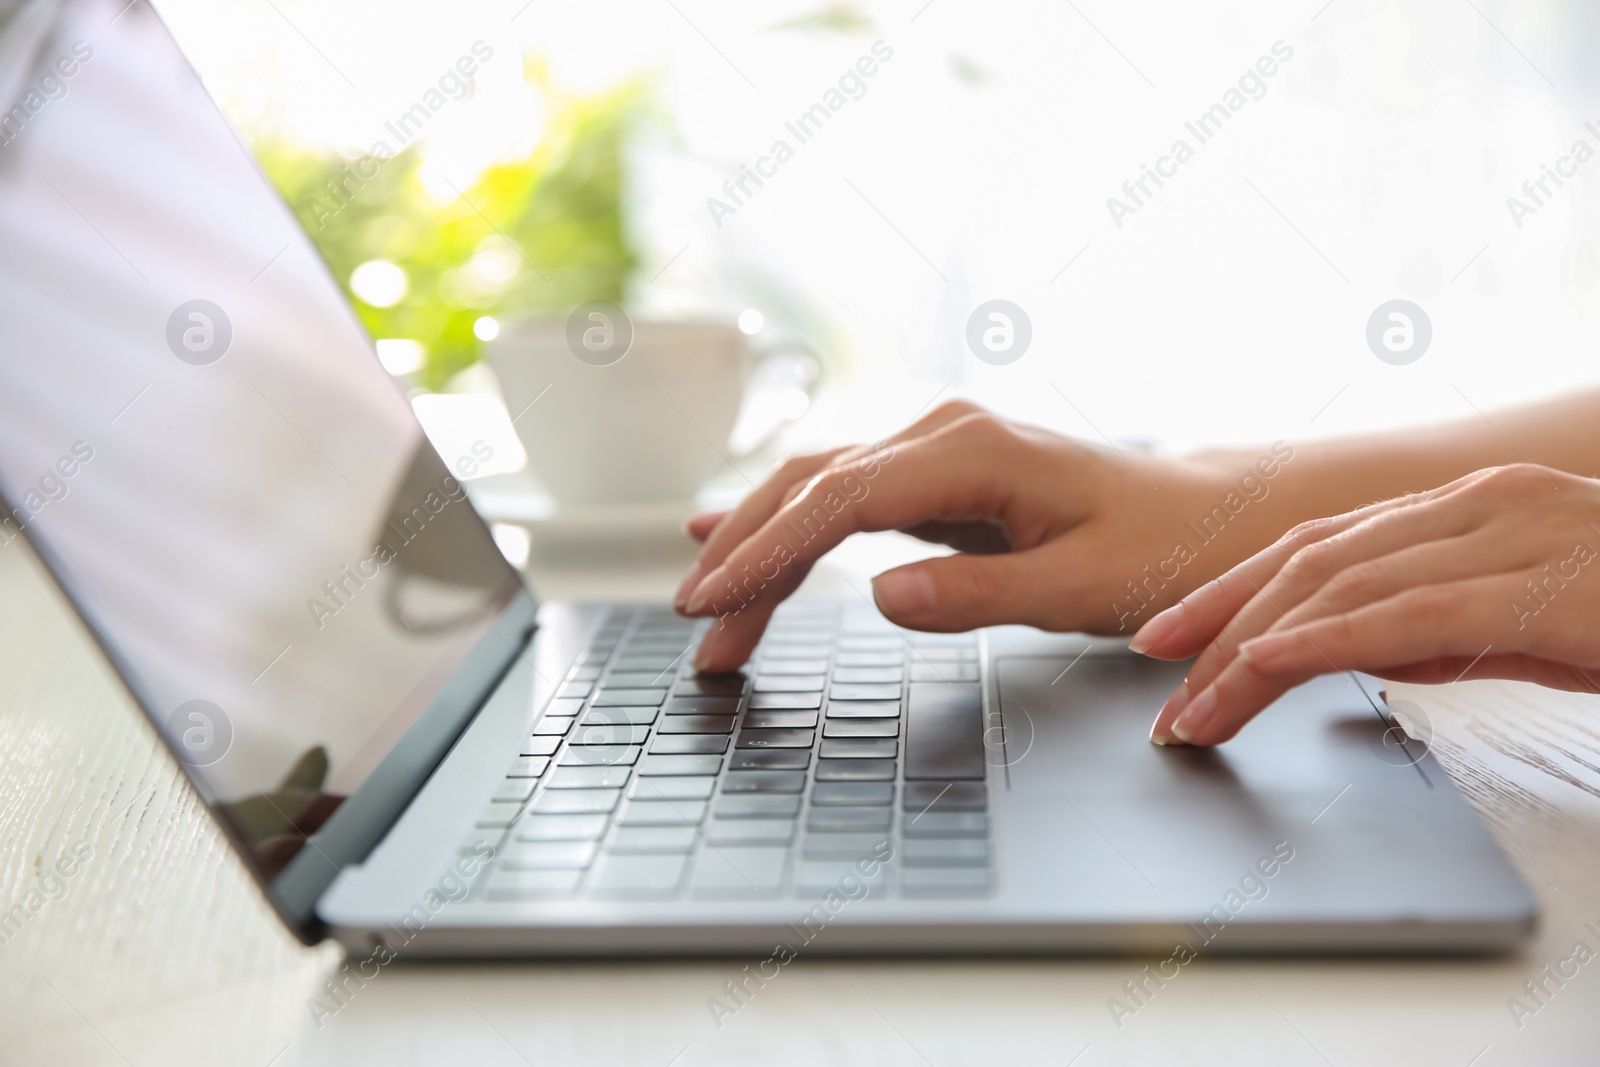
(674, 400, 1305, 672)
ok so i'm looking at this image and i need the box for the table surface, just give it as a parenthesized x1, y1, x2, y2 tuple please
(2, 530, 1599, 1067)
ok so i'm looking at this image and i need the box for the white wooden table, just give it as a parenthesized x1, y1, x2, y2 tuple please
(2, 531, 1598, 1067)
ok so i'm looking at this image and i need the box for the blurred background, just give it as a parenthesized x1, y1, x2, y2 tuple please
(152, 0, 1600, 526)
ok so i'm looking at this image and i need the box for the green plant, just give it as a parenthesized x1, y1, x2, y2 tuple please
(255, 73, 644, 390)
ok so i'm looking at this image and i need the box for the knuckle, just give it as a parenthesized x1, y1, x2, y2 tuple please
(930, 398, 986, 422)
(1321, 558, 1393, 605)
(1279, 540, 1343, 586)
(949, 411, 1014, 448)
(1472, 463, 1552, 496)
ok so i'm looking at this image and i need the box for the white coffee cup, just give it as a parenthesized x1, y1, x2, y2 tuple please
(489, 314, 810, 508)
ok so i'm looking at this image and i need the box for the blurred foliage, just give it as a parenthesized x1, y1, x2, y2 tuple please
(255, 73, 644, 390)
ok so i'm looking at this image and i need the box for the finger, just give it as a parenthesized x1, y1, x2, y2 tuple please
(1177, 574, 1525, 745)
(1148, 485, 1511, 743)
(691, 563, 813, 671)
(1174, 521, 1527, 729)
(673, 448, 846, 610)
(1130, 511, 1373, 660)
(674, 400, 994, 611)
(1133, 474, 1498, 661)
(682, 415, 1021, 618)
(683, 511, 728, 543)
(871, 543, 1090, 631)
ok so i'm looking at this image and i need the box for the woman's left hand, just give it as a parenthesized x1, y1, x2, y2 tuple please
(1131, 464, 1600, 746)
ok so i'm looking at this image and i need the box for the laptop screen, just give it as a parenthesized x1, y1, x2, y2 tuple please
(0, 0, 526, 892)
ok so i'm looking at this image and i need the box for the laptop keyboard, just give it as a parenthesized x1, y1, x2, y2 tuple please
(463, 602, 993, 901)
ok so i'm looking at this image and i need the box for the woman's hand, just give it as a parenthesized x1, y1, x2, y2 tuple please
(675, 401, 1301, 671)
(1133, 464, 1600, 746)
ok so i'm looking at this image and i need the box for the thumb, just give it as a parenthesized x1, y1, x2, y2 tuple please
(871, 552, 1058, 631)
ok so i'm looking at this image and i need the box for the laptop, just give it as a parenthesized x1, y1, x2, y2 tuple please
(0, 0, 1535, 956)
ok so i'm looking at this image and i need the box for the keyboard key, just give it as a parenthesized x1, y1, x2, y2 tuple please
(902, 781, 987, 811)
(760, 643, 831, 659)
(657, 714, 736, 734)
(812, 782, 894, 806)
(532, 788, 622, 814)
(618, 800, 707, 826)
(521, 735, 562, 756)
(834, 652, 902, 667)
(515, 814, 609, 840)
(795, 858, 888, 896)
(532, 716, 575, 736)
(674, 675, 747, 698)
(736, 728, 815, 749)
(592, 687, 669, 706)
(824, 719, 900, 738)
(903, 812, 990, 837)
(638, 754, 723, 776)
(501, 840, 599, 869)
(730, 749, 810, 771)
(690, 847, 788, 898)
(819, 739, 898, 759)
(609, 657, 682, 673)
(588, 854, 689, 897)
(801, 832, 889, 859)
(581, 706, 658, 725)
(905, 683, 985, 780)
(815, 759, 896, 781)
(749, 691, 822, 710)
(903, 838, 990, 867)
(826, 700, 901, 719)
(837, 637, 903, 651)
(650, 734, 729, 754)
(664, 696, 741, 716)
(459, 831, 503, 854)
(493, 779, 537, 803)
(715, 794, 802, 818)
(743, 710, 819, 729)
(485, 869, 583, 899)
(476, 801, 524, 828)
(758, 658, 829, 675)
(703, 819, 796, 845)
(611, 826, 698, 853)
(807, 807, 893, 832)
(914, 647, 979, 662)
(604, 670, 678, 687)
(544, 698, 585, 717)
(568, 724, 650, 746)
(909, 662, 979, 682)
(630, 776, 716, 801)
(547, 766, 632, 789)
(832, 667, 904, 684)
(569, 665, 603, 682)
(507, 756, 550, 778)
(722, 771, 806, 793)
(754, 674, 826, 692)
(901, 868, 991, 896)
(560, 745, 641, 767)
(830, 683, 902, 701)
(558, 681, 592, 699)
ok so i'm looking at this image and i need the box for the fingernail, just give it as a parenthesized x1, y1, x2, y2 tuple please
(683, 566, 726, 615)
(1150, 681, 1189, 745)
(673, 560, 707, 612)
(872, 569, 936, 618)
(1171, 686, 1216, 743)
(1238, 632, 1294, 669)
(1129, 601, 1184, 655)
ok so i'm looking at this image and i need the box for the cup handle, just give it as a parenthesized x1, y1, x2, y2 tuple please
(727, 341, 821, 460)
